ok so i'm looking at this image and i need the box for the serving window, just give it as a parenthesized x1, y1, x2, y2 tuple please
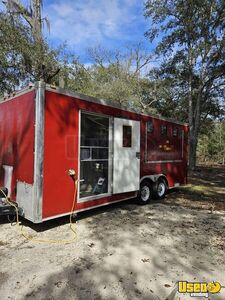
(145, 121, 183, 162)
(147, 121, 154, 133)
(161, 125, 167, 136)
(79, 113, 109, 199)
(172, 127, 178, 137)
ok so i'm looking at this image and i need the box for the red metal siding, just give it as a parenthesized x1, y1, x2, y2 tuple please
(0, 91, 35, 200)
(43, 91, 79, 218)
(140, 115, 188, 187)
(43, 90, 188, 219)
(43, 91, 139, 218)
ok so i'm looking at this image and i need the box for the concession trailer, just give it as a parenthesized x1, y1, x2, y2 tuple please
(0, 82, 188, 223)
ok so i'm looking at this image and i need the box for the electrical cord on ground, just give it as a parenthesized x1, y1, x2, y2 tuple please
(0, 181, 78, 244)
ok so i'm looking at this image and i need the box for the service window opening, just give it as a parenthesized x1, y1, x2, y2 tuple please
(79, 112, 109, 199)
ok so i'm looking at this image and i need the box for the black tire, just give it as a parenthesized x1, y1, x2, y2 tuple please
(153, 178, 167, 200)
(137, 180, 152, 205)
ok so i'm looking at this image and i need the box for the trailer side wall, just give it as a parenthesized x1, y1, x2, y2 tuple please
(42, 91, 138, 219)
(43, 90, 188, 220)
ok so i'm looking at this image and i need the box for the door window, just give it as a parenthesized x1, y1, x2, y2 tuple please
(123, 125, 132, 147)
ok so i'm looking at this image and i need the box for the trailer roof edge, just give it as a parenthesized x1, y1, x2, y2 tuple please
(46, 84, 188, 126)
(0, 84, 35, 103)
(0, 82, 188, 126)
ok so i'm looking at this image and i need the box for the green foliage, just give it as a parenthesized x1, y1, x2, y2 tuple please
(0, 1, 157, 114)
(0, 12, 31, 93)
(145, 0, 225, 118)
(62, 46, 157, 113)
(144, 0, 225, 168)
(0, 2, 61, 96)
(197, 121, 225, 164)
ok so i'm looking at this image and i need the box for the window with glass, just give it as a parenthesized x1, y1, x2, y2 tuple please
(172, 127, 178, 137)
(161, 125, 167, 135)
(79, 113, 109, 199)
(123, 125, 132, 147)
(147, 121, 154, 133)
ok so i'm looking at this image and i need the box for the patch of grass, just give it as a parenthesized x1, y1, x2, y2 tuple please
(180, 182, 225, 201)
(165, 167, 225, 211)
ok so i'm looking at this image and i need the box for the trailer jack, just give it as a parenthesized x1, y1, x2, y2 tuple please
(0, 187, 17, 222)
(0, 184, 77, 244)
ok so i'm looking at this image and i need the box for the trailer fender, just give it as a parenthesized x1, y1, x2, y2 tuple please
(140, 175, 168, 200)
(140, 174, 168, 186)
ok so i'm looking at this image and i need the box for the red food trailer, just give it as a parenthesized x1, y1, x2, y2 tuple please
(0, 82, 188, 223)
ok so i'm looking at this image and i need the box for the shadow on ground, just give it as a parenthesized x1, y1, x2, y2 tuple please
(1, 166, 225, 300)
(19, 202, 225, 300)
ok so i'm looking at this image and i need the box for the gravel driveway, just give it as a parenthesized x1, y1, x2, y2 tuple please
(0, 199, 225, 300)
(1, 167, 225, 300)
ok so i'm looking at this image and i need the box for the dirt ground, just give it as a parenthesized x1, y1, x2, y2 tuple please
(0, 166, 225, 300)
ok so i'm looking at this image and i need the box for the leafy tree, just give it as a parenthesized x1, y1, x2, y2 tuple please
(197, 121, 225, 164)
(0, 12, 31, 94)
(64, 45, 158, 113)
(0, 0, 60, 95)
(144, 0, 225, 169)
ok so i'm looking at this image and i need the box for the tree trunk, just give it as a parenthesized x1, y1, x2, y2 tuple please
(31, 0, 45, 81)
(188, 48, 195, 171)
(189, 132, 198, 170)
(189, 88, 202, 170)
(33, 0, 42, 44)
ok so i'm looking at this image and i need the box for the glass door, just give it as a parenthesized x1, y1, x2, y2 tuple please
(79, 112, 111, 201)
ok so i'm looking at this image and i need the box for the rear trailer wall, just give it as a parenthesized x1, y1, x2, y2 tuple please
(0, 91, 35, 200)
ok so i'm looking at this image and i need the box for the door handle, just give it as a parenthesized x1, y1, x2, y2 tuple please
(136, 152, 140, 159)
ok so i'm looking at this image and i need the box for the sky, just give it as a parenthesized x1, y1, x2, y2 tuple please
(0, 0, 152, 63)
(44, 0, 151, 62)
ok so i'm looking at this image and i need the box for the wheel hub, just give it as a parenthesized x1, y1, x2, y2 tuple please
(141, 186, 150, 201)
(158, 182, 166, 197)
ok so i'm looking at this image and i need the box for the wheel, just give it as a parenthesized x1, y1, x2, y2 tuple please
(153, 178, 167, 200)
(137, 180, 152, 205)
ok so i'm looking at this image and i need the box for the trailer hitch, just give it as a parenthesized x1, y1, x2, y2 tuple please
(0, 187, 17, 223)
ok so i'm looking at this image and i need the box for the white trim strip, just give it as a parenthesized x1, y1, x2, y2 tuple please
(182, 130, 184, 158)
(78, 192, 112, 203)
(80, 146, 108, 149)
(80, 159, 108, 162)
(42, 194, 137, 222)
(145, 160, 183, 164)
(3, 165, 13, 197)
(33, 81, 45, 223)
